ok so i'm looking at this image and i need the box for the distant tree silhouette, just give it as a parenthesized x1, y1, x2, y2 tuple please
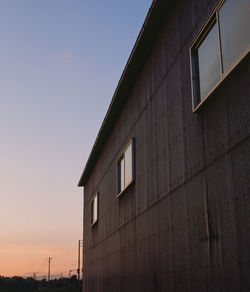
(0, 275, 81, 291)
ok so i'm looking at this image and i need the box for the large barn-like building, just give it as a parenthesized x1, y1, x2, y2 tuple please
(78, 0, 250, 291)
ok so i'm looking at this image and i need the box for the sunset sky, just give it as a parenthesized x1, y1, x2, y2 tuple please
(0, 0, 152, 278)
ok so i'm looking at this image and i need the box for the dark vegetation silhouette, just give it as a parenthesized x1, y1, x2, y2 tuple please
(0, 275, 81, 291)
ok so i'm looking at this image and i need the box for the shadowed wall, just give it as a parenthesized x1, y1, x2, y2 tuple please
(81, 0, 250, 291)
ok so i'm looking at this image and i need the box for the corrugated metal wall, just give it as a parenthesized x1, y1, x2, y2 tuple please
(82, 0, 250, 291)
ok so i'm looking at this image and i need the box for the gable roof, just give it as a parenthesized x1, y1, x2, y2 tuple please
(78, 0, 172, 187)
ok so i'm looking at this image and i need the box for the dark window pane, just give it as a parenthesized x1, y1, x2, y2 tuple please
(91, 201, 93, 224)
(120, 157, 125, 190)
(197, 23, 221, 100)
(219, 0, 250, 72)
(124, 143, 132, 186)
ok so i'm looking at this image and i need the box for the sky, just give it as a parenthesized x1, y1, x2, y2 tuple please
(0, 0, 152, 279)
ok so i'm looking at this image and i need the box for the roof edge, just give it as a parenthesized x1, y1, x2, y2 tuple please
(78, 0, 172, 187)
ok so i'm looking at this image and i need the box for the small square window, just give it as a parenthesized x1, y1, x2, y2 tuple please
(190, 0, 250, 111)
(117, 138, 135, 197)
(91, 192, 99, 226)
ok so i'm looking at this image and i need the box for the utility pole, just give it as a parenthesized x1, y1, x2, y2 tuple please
(47, 257, 52, 281)
(77, 240, 83, 280)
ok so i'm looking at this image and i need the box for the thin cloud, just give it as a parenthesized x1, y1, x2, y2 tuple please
(56, 50, 72, 63)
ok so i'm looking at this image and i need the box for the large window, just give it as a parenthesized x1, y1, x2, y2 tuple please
(190, 0, 250, 111)
(91, 192, 99, 226)
(117, 138, 135, 197)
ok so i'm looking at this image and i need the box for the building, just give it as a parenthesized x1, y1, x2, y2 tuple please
(78, 0, 250, 291)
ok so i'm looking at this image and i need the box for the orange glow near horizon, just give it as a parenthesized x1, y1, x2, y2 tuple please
(0, 244, 79, 278)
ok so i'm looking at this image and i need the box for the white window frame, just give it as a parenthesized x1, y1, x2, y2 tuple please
(91, 192, 99, 226)
(190, 0, 250, 112)
(117, 138, 135, 198)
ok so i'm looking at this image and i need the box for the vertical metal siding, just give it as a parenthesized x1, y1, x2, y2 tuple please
(82, 0, 250, 291)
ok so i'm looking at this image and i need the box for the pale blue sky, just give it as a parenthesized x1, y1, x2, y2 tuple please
(0, 0, 152, 277)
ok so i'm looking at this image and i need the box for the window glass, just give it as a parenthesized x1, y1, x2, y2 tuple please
(219, 0, 250, 72)
(124, 143, 132, 186)
(190, 0, 250, 110)
(91, 193, 98, 225)
(117, 139, 135, 195)
(197, 23, 221, 100)
(93, 195, 98, 223)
